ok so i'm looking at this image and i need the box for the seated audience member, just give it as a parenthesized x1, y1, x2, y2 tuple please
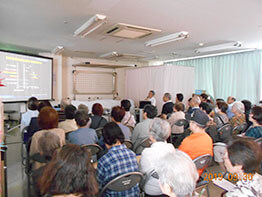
(179, 110, 213, 175)
(223, 139, 262, 197)
(245, 106, 262, 138)
(131, 104, 157, 153)
(58, 104, 78, 133)
(68, 110, 98, 145)
(155, 151, 199, 197)
(241, 99, 253, 131)
(230, 101, 246, 132)
(175, 93, 184, 103)
(214, 101, 229, 128)
(37, 144, 98, 197)
(186, 97, 192, 113)
(200, 93, 208, 103)
(58, 97, 71, 122)
(30, 107, 65, 156)
(121, 99, 136, 128)
(227, 96, 236, 119)
(145, 90, 156, 106)
(20, 97, 39, 131)
(168, 103, 185, 134)
(111, 106, 131, 140)
(90, 103, 107, 129)
(78, 103, 92, 127)
(140, 118, 173, 196)
(186, 95, 201, 119)
(161, 92, 174, 117)
(97, 122, 140, 196)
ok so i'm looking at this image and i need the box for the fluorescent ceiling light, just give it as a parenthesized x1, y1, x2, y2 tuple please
(145, 31, 189, 47)
(100, 51, 119, 58)
(195, 41, 242, 53)
(74, 14, 107, 38)
(52, 46, 64, 55)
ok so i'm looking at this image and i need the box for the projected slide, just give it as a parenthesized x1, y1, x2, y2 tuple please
(0, 51, 52, 102)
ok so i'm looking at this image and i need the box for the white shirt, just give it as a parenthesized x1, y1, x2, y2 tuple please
(20, 109, 39, 132)
(121, 111, 136, 128)
(146, 97, 156, 106)
(139, 142, 175, 195)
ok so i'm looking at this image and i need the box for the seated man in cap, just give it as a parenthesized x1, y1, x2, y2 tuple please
(179, 110, 213, 175)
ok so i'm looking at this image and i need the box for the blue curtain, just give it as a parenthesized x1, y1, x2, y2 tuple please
(165, 50, 262, 104)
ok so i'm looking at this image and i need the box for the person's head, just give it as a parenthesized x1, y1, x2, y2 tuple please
(224, 139, 262, 176)
(176, 93, 184, 103)
(163, 92, 172, 102)
(111, 106, 125, 123)
(92, 103, 104, 117)
(155, 151, 199, 197)
(38, 101, 52, 112)
(102, 122, 124, 148)
(199, 102, 213, 115)
(231, 101, 244, 115)
(216, 101, 228, 114)
(38, 144, 98, 196)
(189, 110, 209, 132)
(27, 97, 39, 111)
(38, 106, 58, 130)
(249, 106, 262, 125)
(78, 104, 89, 113)
(216, 98, 225, 104)
(200, 93, 208, 102)
(121, 99, 131, 112)
(60, 97, 71, 110)
(148, 90, 155, 98)
(174, 103, 185, 112)
(149, 118, 171, 142)
(75, 110, 89, 127)
(241, 100, 252, 113)
(190, 95, 201, 107)
(227, 96, 236, 104)
(64, 104, 77, 120)
(143, 104, 157, 120)
(38, 132, 61, 160)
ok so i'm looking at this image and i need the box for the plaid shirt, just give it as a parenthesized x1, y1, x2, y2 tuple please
(96, 144, 140, 197)
(245, 126, 262, 139)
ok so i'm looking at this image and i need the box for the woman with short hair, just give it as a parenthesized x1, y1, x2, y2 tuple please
(230, 101, 246, 130)
(245, 106, 262, 139)
(214, 101, 229, 128)
(90, 103, 107, 129)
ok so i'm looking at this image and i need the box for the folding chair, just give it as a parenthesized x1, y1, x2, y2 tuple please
(81, 144, 103, 156)
(233, 123, 247, 135)
(123, 140, 133, 150)
(21, 126, 29, 166)
(99, 172, 143, 197)
(170, 119, 188, 146)
(217, 124, 232, 142)
(96, 127, 103, 139)
(193, 154, 212, 197)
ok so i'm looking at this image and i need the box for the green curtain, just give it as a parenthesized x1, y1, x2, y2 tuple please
(165, 50, 262, 104)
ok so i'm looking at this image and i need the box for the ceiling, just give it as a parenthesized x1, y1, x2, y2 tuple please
(1, 0, 262, 61)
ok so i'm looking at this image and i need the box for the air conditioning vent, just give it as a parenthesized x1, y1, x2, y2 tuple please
(106, 23, 161, 39)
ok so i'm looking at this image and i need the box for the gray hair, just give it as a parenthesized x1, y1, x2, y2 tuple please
(164, 92, 172, 100)
(192, 95, 201, 105)
(39, 132, 61, 158)
(155, 150, 199, 196)
(232, 101, 244, 114)
(78, 104, 89, 113)
(149, 118, 171, 141)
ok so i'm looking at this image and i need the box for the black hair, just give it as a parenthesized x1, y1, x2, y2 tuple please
(217, 101, 228, 114)
(102, 122, 124, 145)
(241, 100, 252, 113)
(143, 104, 157, 119)
(111, 106, 125, 122)
(65, 104, 77, 119)
(200, 93, 208, 101)
(227, 139, 262, 174)
(75, 110, 89, 127)
(121, 99, 131, 111)
(176, 93, 184, 102)
(216, 98, 225, 103)
(28, 97, 39, 111)
(199, 102, 213, 114)
(150, 90, 155, 96)
(251, 106, 262, 125)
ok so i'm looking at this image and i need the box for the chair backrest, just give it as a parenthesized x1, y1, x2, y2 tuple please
(21, 126, 29, 143)
(123, 140, 133, 150)
(96, 127, 103, 138)
(81, 144, 102, 156)
(193, 154, 212, 170)
(174, 119, 188, 127)
(99, 172, 143, 197)
(140, 138, 151, 148)
(233, 123, 247, 134)
(255, 138, 262, 150)
(218, 124, 232, 141)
